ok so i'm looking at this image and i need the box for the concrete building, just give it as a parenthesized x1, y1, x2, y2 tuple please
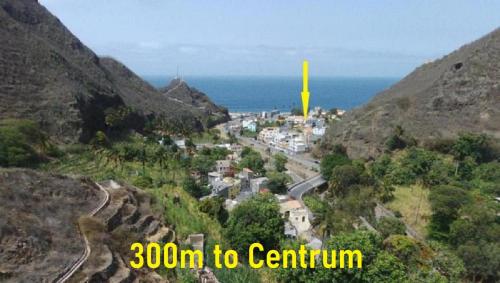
(238, 168, 254, 191)
(258, 127, 279, 143)
(230, 144, 243, 153)
(223, 177, 241, 199)
(208, 172, 222, 187)
(280, 200, 311, 236)
(242, 120, 257, 132)
(211, 180, 232, 198)
(215, 160, 231, 176)
(288, 136, 307, 154)
(312, 127, 326, 136)
(250, 177, 268, 194)
(284, 221, 297, 238)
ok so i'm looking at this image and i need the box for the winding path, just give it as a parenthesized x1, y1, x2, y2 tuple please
(54, 182, 110, 283)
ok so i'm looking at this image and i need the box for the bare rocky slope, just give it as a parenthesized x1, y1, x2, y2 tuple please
(160, 78, 230, 128)
(0, 169, 103, 282)
(323, 28, 500, 159)
(0, 0, 229, 143)
(0, 169, 174, 283)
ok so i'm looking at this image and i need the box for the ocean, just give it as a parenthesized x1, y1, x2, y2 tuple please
(144, 76, 399, 113)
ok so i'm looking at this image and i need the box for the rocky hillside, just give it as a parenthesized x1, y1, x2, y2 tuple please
(0, 169, 174, 282)
(0, 0, 228, 143)
(160, 79, 229, 127)
(0, 169, 102, 282)
(323, 28, 500, 159)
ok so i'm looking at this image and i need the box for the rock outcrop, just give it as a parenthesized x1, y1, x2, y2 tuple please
(322, 28, 500, 159)
(0, 0, 228, 143)
(160, 79, 230, 127)
(70, 180, 175, 283)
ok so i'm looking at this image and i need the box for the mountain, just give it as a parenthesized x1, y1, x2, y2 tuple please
(0, 0, 228, 143)
(322, 28, 500, 159)
(160, 78, 229, 127)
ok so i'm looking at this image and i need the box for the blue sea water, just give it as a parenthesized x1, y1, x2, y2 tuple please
(144, 76, 399, 113)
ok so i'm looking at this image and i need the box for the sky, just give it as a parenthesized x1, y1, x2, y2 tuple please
(40, 0, 500, 78)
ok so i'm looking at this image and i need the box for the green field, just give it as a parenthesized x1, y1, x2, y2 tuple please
(386, 185, 431, 237)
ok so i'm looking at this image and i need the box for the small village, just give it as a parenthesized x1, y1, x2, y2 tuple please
(171, 107, 345, 248)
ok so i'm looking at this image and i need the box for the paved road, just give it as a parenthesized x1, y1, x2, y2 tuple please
(288, 174, 326, 200)
(287, 174, 326, 223)
(238, 136, 320, 171)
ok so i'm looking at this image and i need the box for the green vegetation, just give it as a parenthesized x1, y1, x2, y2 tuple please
(224, 193, 284, 258)
(149, 185, 260, 283)
(7, 113, 498, 283)
(276, 230, 462, 283)
(0, 119, 61, 167)
(303, 195, 328, 215)
(273, 152, 288, 172)
(182, 176, 210, 198)
(385, 125, 416, 151)
(199, 196, 229, 225)
(319, 152, 351, 181)
(308, 132, 500, 282)
(376, 217, 406, 239)
(239, 146, 266, 175)
(386, 185, 431, 236)
(266, 171, 292, 194)
(377, 133, 500, 282)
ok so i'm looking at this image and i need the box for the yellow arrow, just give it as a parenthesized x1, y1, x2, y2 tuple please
(301, 60, 310, 120)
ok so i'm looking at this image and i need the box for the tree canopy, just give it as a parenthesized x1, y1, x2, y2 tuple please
(224, 194, 284, 257)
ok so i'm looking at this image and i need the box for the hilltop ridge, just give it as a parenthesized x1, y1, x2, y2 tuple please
(322, 28, 500, 159)
(0, 0, 228, 143)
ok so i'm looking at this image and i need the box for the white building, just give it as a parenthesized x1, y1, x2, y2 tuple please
(242, 120, 257, 132)
(258, 127, 279, 143)
(288, 136, 307, 154)
(208, 172, 222, 187)
(174, 139, 186, 149)
(312, 127, 326, 136)
(280, 200, 311, 237)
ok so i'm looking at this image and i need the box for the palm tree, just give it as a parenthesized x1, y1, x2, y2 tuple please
(171, 150, 182, 182)
(155, 145, 169, 179)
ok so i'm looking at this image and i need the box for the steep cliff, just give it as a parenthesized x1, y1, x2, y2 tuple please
(0, 0, 226, 143)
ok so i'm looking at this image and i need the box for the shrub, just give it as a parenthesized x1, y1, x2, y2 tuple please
(383, 235, 419, 264)
(452, 133, 498, 162)
(428, 185, 471, 240)
(472, 161, 500, 182)
(266, 171, 292, 194)
(224, 194, 284, 257)
(371, 154, 392, 180)
(90, 131, 110, 149)
(133, 175, 153, 188)
(199, 197, 228, 225)
(0, 119, 50, 167)
(377, 217, 406, 238)
(320, 153, 351, 181)
(328, 165, 362, 197)
(182, 176, 210, 198)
